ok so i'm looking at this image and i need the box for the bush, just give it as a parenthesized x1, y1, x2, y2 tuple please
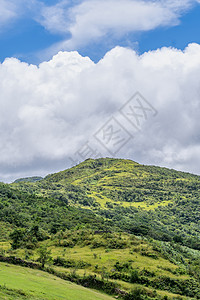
(124, 287, 154, 300)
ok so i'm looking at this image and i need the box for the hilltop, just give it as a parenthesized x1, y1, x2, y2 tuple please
(14, 176, 43, 183)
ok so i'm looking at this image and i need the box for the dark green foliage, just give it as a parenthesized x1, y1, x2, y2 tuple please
(9, 225, 48, 249)
(10, 228, 26, 249)
(53, 256, 91, 268)
(37, 245, 52, 267)
(152, 276, 200, 298)
(0, 182, 110, 238)
(124, 287, 157, 300)
(129, 269, 140, 283)
(99, 201, 200, 250)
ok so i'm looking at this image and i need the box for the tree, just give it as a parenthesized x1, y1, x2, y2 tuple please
(37, 245, 52, 267)
(10, 228, 26, 249)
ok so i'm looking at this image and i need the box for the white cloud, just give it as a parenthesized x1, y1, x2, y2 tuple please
(0, 0, 199, 60)
(0, 0, 18, 28)
(0, 0, 42, 30)
(1, 44, 200, 181)
(38, 0, 199, 54)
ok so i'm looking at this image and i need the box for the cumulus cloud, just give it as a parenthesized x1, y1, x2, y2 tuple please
(38, 0, 199, 54)
(1, 43, 200, 181)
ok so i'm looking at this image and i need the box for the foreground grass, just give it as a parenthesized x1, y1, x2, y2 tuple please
(0, 262, 114, 300)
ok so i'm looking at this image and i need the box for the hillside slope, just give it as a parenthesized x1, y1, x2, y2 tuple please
(0, 158, 199, 299)
(13, 158, 200, 249)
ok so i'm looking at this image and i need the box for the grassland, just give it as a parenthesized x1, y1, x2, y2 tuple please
(0, 262, 115, 300)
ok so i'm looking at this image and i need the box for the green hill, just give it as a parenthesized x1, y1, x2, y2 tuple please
(14, 176, 43, 183)
(0, 158, 199, 299)
(13, 158, 200, 249)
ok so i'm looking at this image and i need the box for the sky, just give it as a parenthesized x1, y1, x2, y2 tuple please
(0, 0, 200, 182)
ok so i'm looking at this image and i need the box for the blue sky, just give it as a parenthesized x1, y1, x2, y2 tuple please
(138, 4, 200, 53)
(1, 0, 200, 182)
(0, 0, 200, 64)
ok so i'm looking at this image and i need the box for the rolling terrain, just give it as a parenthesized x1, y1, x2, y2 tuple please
(0, 158, 199, 299)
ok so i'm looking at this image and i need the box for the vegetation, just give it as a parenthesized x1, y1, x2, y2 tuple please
(0, 158, 199, 299)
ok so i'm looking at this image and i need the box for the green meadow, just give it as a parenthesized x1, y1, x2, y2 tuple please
(0, 262, 114, 300)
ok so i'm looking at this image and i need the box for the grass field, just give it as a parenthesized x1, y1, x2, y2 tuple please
(0, 262, 115, 300)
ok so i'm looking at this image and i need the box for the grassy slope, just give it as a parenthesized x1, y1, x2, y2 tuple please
(0, 262, 114, 300)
